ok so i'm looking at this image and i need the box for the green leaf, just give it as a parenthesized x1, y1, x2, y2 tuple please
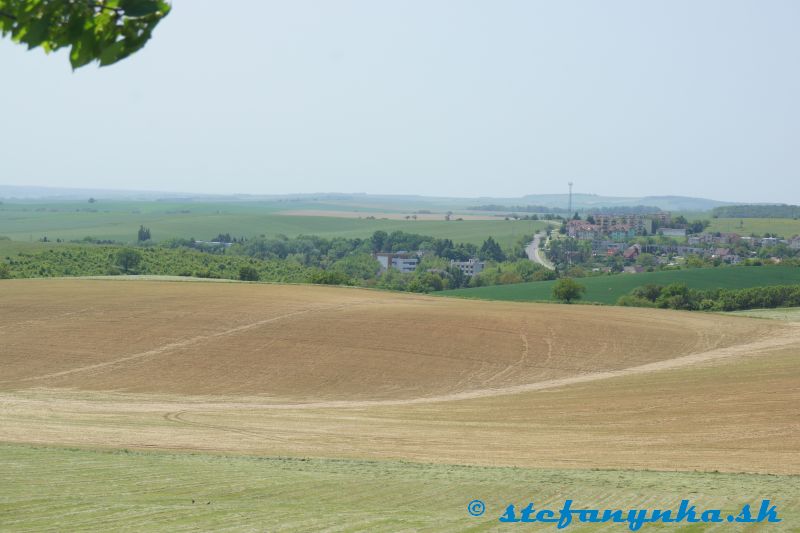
(119, 0, 161, 17)
(69, 32, 96, 69)
(23, 17, 50, 49)
(0, 0, 171, 68)
(98, 40, 125, 66)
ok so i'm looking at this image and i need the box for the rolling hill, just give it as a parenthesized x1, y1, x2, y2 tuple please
(3, 278, 799, 529)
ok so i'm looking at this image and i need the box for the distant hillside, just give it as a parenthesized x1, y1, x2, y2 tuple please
(0, 185, 204, 201)
(508, 194, 729, 212)
(1, 185, 730, 212)
(467, 204, 664, 215)
(712, 204, 800, 219)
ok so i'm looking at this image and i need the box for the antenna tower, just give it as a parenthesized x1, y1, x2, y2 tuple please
(568, 182, 574, 214)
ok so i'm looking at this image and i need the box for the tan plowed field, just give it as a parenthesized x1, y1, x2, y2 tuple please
(1, 278, 799, 474)
(0, 278, 779, 399)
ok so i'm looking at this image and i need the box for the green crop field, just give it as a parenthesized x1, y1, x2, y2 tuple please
(0, 201, 546, 248)
(440, 266, 800, 305)
(0, 239, 77, 259)
(707, 218, 800, 239)
(1, 445, 797, 532)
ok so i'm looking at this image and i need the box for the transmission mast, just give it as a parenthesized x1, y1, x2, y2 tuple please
(568, 182, 573, 214)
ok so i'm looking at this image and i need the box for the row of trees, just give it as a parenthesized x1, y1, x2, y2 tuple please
(618, 283, 800, 312)
(712, 204, 800, 219)
(2, 223, 590, 293)
(0, 229, 542, 292)
(225, 231, 524, 276)
(2, 246, 312, 282)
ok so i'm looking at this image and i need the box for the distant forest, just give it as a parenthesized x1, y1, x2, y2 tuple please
(712, 205, 800, 219)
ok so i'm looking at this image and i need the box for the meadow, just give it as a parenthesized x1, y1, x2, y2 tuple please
(706, 217, 800, 238)
(2, 444, 798, 532)
(0, 200, 546, 248)
(440, 265, 800, 304)
(0, 239, 74, 259)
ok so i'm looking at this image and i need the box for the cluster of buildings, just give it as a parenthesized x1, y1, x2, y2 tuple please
(567, 209, 800, 252)
(566, 213, 674, 242)
(613, 244, 739, 272)
(616, 233, 800, 269)
(687, 233, 799, 249)
(374, 252, 486, 277)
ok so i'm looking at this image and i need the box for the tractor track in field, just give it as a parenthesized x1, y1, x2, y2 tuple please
(144, 321, 800, 412)
(0, 302, 371, 385)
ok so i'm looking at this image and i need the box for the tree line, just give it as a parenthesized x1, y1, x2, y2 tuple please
(617, 283, 800, 312)
(711, 204, 800, 219)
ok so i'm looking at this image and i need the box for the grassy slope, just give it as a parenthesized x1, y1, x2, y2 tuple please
(0, 240, 79, 259)
(707, 217, 800, 238)
(0, 202, 546, 248)
(1, 445, 797, 532)
(440, 266, 800, 304)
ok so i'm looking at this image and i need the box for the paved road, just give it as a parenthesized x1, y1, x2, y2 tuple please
(526, 231, 555, 270)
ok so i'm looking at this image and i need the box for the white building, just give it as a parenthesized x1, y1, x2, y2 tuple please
(375, 252, 419, 273)
(450, 258, 485, 277)
(659, 228, 686, 238)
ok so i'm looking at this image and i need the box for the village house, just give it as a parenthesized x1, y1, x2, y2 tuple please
(566, 220, 600, 240)
(711, 248, 741, 264)
(691, 232, 742, 245)
(449, 258, 485, 277)
(659, 228, 686, 238)
(590, 241, 626, 255)
(609, 224, 637, 242)
(592, 212, 669, 234)
(623, 244, 641, 260)
(375, 252, 419, 273)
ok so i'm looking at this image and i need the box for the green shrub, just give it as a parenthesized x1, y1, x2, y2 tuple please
(552, 277, 586, 303)
(616, 295, 656, 307)
(239, 266, 260, 281)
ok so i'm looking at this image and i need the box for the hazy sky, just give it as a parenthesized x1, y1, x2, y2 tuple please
(1, 1, 798, 201)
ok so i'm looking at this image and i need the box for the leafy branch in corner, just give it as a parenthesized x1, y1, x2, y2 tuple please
(0, 0, 171, 68)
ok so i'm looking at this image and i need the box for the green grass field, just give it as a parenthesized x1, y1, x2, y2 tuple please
(1, 445, 797, 532)
(0, 201, 546, 248)
(440, 266, 800, 305)
(0, 239, 78, 259)
(707, 218, 800, 239)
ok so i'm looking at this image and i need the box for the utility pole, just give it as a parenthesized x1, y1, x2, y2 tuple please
(568, 182, 573, 214)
